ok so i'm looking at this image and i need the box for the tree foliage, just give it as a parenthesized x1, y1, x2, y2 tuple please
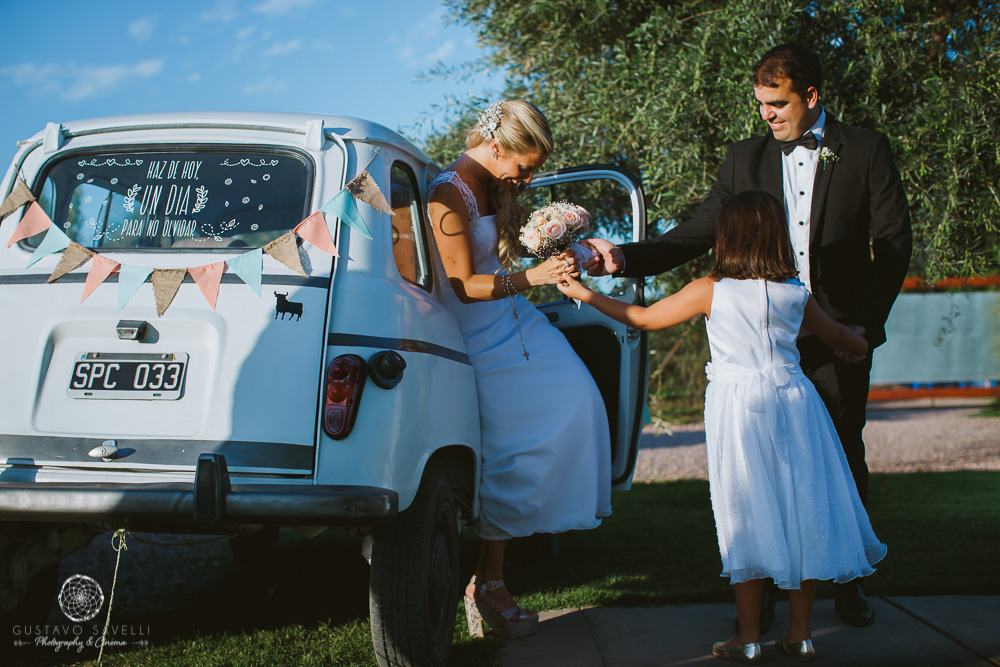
(423, 0, 1000, 417)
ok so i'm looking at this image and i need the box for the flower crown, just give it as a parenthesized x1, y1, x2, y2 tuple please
(477, 102, 503, 140)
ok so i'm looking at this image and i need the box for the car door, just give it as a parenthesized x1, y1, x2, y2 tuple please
(524, 165, 649, 489)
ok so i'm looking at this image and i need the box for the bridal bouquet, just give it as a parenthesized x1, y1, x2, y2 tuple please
(519, 201, 590, 257)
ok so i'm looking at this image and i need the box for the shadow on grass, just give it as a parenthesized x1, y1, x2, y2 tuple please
(10, 471, 998, 666)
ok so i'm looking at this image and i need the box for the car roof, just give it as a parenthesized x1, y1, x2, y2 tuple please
(23, 111, 436, 165)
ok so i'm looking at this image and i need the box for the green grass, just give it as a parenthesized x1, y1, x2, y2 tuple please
(975, 398, 1000, 417)
(24, 471, 999, 667)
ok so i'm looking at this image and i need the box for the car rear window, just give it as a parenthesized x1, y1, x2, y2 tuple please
(33, 148, 312, 251)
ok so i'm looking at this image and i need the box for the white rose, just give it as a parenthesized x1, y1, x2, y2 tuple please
(544, 219, 567, 239)
(522, 228, 542, 251)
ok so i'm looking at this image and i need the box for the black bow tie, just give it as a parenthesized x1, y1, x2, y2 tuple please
(779, 132, 818, 154)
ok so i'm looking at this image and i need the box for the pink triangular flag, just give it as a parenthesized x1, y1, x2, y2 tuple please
(293, 211, 339, 256)
(188, 261, 225, 309)
(5, 202, 52, 247)
(81, 254, 120, 302)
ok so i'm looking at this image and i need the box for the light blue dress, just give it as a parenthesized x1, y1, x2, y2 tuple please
(430, 171, 612, 540)
(704, 278, 886, 588)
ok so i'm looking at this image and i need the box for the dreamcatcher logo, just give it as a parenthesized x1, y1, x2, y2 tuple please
(57, 575, 105, 622)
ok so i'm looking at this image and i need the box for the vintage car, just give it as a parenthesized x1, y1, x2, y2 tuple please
(0, 112, 649, 666)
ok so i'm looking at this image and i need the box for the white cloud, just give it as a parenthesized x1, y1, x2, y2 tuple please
(252, 0, 319, 16)
(0, 62, 61, 89)
(394, 8, 456, 69)
(201, 0, 239, 23)
(236, 25, 256, 41)
(396, 46, 415, 65)
(263, 38, 302, 56)
(62, 59, 164, 102)
(244, 76, 287, 95)
(1, 60, 165, 102)
(128, 16, 156, 42)
(186, 72, 202, 83)
(426, 40, 455, 63)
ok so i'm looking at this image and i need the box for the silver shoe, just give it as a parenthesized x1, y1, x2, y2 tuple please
(463, 578, 538, 640)
(712, 639, 763, 664)
(775, 637, 816, 662)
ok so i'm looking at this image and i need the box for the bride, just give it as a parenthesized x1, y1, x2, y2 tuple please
(428, 100, 612, 639)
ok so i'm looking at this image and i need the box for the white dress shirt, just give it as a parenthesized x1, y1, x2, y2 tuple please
(781, 108, 826, 293)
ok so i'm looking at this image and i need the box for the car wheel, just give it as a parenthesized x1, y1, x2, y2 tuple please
(369, 475, 460, 667)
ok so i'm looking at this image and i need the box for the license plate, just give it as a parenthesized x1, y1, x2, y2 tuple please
(67, 353, 188, 400)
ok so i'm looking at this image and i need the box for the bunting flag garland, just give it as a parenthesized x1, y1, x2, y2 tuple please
(0, 177, 35, 222)
(3, 166, 395, 313)
(151, 269, 186, 316)
(226, 248, 263, 296)
(322, 188, 372, 240)
(262, 231, 307, 277)
(48, 242, 93, 283)
(82, 254, 120, 303)
(26, 225, 70, 268)
(346, 170, 394, 216)
(293, 211, 339, 256)
(188, 262, 226, 310)
(116, 265, 153, 312)
(6, 202, 52, 247)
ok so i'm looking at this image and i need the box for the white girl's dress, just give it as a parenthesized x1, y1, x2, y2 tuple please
(429, 171, 612, 540)
(704, 278, 886, 589)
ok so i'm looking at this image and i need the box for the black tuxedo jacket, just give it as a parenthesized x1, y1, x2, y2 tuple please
(620, 117, 912, 348)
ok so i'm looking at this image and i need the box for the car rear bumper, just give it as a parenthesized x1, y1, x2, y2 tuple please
(0, 481, 398, 526)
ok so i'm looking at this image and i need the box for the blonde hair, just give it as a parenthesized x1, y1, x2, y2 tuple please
(466, 100, 553, 269)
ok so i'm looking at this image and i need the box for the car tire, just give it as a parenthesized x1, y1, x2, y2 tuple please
(369, 475, 460, 667)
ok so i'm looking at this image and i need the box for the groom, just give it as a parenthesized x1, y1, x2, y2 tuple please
(585, 43, 911, 627)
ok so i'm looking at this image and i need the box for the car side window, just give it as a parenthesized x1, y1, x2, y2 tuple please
(389, 163, 431, 289)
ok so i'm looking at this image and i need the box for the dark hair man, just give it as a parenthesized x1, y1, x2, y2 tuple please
(584, 42, 912, 630)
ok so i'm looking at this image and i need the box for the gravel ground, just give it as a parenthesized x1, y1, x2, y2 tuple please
(634, 401, 1000, 482)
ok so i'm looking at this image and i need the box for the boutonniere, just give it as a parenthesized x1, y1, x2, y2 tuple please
(819, 147, 839, 170)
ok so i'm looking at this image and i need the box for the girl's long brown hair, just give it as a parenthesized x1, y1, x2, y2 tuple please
(708, 189, 800, 282)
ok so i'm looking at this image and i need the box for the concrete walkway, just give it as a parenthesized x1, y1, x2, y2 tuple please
(499, 596, 1000, 666)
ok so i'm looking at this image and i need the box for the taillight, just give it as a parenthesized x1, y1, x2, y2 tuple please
(323, 354, 366, 439)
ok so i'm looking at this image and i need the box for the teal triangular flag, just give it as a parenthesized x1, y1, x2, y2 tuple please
(226, 248, 263, 296)
(25, 225, 71, 268)
(116, 264, 153, 311)
(321, 188, 372, 240)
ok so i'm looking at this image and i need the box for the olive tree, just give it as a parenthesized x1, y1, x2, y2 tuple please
(423, 0, 1000, 416)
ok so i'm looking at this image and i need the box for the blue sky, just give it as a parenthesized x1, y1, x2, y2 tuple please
(0, 0, 504, 160)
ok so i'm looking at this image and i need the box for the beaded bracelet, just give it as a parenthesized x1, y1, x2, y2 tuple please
(501, 274, 529, 362)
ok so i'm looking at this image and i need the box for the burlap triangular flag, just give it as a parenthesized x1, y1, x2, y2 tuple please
(0, 177, 35, 222)
(346, 170, 394, 216)
(47, 243, 94, 283)
(151, 269, 186, 316)
(263, 231, 307, 277)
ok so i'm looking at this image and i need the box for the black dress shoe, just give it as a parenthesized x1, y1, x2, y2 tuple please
(733, 582, 777, 635)
(834, 581, 875, 627)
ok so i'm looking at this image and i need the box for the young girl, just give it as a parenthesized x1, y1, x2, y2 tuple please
(558, 190, 886, 663)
